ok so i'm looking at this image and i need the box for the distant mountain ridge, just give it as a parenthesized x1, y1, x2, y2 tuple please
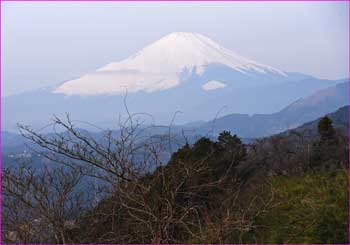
(3, 82, 348, 166)
(194, 82, 348, 138)
(282, 105, 349, 138)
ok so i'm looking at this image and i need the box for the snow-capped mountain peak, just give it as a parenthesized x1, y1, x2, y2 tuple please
(55, 32, 287, 96)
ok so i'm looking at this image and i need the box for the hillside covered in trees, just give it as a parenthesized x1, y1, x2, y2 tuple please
(2, 109, 349, 243)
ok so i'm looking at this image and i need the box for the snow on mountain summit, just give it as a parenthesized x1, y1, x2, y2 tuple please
(98, 32, 284, 75)
(55, 32, 287, 95)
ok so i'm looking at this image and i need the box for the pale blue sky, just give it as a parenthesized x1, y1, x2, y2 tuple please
(2, 2, 349, 96)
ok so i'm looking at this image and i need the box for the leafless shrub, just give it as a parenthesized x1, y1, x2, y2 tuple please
(2, 164, 86, 243)
(3, 105, 277, 243)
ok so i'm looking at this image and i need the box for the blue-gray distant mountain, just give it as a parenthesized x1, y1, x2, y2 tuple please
(195, 82, 348, 138)
(3, 32, 343, 131)
(2, 82, 348, 170)
(283, 105, 349, 138)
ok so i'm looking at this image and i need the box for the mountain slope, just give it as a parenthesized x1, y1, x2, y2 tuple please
(55, 32, 287, 96)
(195, 82, 349, 138)
(285, 105, 349, 138)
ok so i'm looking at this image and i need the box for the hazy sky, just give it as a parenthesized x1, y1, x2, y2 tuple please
(2, 2, 349, 96)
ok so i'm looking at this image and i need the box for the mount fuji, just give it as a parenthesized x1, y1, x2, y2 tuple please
(3, 32, 343, 131)
(55, 32, 288, 96)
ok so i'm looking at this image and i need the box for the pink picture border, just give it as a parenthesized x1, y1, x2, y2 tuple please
(0, 0, 348, 244)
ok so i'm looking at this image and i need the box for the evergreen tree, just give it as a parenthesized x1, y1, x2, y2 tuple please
(218, 131, 246, 163)
(311, 116, 339, 169)
(318, 116, 335, 141)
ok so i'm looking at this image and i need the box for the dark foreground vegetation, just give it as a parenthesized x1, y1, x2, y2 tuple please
(2, 113, 349, 243)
